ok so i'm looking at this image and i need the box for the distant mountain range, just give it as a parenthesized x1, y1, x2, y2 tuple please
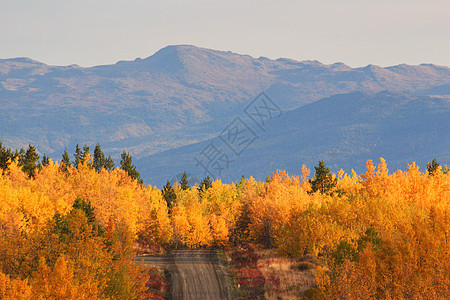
(0, 45, 449, 185)
(137, 91, 449, 186)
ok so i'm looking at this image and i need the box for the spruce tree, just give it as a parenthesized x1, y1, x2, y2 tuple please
(120, 151, 142, 184)
(62, 148, 71, 167)
(19, 144, 40, 178)
(93, 143, 106, 172)
(427, 158, 440, 175)
(179, 171, 190, 190)
(93, 143, 115, 172)
(73, 144, 82, 168)
(41, 154, 50, 166)
(309, 160, 336, 195)
(82, 144, 90, 165)
(162, 180, 177, 214)
(104, 155, 115, 171)
(200, 176, 212, 192)
(0, 140, 15, 170)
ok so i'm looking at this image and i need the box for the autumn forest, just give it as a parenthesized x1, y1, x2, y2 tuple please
(0, 141, 448, 299)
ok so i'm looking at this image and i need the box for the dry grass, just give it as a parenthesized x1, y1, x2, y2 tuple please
(227, 246, 320, 299)
(256, 249, 318, 299)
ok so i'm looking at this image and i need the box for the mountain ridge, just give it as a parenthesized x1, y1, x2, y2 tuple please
(0, 45, 449, 182)
(136, 90, 449, 186)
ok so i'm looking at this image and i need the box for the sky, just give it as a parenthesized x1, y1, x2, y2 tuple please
(1, 0, 449, 67)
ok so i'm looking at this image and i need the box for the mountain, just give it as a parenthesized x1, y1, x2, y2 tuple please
(1, 45, 449, 164)
(137, 91, 450, 186)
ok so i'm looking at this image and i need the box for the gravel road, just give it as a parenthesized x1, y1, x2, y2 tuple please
(137, 249, 230, 300)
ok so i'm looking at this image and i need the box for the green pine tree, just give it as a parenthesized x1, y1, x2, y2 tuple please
(162, 180, 177, 214)
(73, 144, 82, 168)
(309, 160, 337, 195)
(19, 144, 40, 178)
(0, 140, 16, 170)
(41, 154, 50, 166)
(200, 176, 212, 193)
(93, 143, 106, 172)
(93, 143, 115, 172)
(179, 171, 190, 190)
(62, 148, 71, 167)
(82, 144, 90, 166)
(120, 151, 143, 184)
(104, 155, 115, 171)
(426, 158, 440, 175)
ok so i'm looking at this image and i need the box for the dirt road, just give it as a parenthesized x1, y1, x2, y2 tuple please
(137, 249, 230, 300)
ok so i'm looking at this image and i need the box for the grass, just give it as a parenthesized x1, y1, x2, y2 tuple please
(226, 246, 321, 299)
(144, 266, 170, 299)
(217, 249, 241, 299)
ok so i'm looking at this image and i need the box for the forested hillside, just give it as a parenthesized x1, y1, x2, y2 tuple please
(0, 144, 448, 298)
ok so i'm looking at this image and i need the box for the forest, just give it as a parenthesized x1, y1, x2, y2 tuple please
(0, 141, 448, 299)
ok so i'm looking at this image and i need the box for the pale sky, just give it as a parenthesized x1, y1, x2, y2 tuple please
(1, 0, 449, 67)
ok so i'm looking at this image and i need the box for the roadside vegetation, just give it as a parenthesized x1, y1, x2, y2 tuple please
(0, 141, 448, 299)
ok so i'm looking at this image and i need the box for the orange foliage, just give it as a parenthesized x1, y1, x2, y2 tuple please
(1, 156, 448, 298)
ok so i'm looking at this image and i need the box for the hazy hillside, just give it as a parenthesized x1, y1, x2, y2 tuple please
(1, 45, 449, 162)
(137, 91, 450, 186)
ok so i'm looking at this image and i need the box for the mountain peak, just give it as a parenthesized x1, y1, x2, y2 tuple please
(3, 57, 44, 64)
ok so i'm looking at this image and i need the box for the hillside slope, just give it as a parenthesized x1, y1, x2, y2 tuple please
(1, 45, 449, 160)
(137, 91, 450, 186)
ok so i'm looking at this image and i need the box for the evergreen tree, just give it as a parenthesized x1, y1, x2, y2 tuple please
(73, 144, 91, 168)
(120, 151, 142, 184)
(93, 143, 106, 172)
(82, 144, 90, 165)
(0, 140, 16, 170)
(41, 154, 50, 166)
(73, 144, 82, 168)
(60, 148, 71, 173)
(93, 143, 115, 172)
(72, 198, 97, 225)
(179, 171, 190, 190)
(427, 158, 440, 175)
(19, 144, 40, 178)
(104, 155, 115, 171)
(309, 160, 336, 195)
(231, 201, 251, 246)
(53, 198, 104, 242)
(61, 148, 71, 167)
(14, 148, 25, 164)
(199, 176, 212, 193)
(162, 180, 177, 214)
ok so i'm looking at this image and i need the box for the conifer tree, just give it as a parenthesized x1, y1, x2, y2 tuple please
(309, 160, 336, 195)
(162, 180, 177, 213)
(93, 143, 104, 172)
(41, 154, 50, 166)
(179, 171, 190, 190)
(19, 144, 40, 178)
(200, 176, 212, 193)
(82, 144, 90, 166)
(0, 140, 16, 170)
(426, 158, 440, 175)
(104, 155, 115, 171)
(120, 151, 142, 184)
(73, 144, 82, 168)
(93, 143, 115, 172)
(62, 148, 71, 167)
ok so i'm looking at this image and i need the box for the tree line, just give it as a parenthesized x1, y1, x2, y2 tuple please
(0, 141, 142, 183)
(0, 139, 448, 299)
